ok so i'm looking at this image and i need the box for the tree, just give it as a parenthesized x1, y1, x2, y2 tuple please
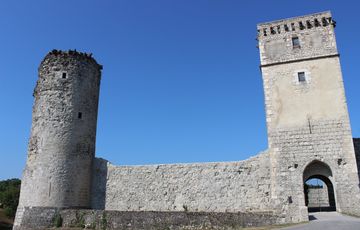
(0, 179, 21, 218)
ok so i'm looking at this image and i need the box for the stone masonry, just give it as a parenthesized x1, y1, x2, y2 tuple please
(92, 152, 272, 213)
(14, 11, 360, 229)
(15, 50, 102, 228)
(258, 11, 360, 221)
(307, 186, 329, 209)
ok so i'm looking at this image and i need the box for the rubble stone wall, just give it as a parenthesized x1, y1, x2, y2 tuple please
(307, 186, 329, 208)
(14, 207, 279, 230)
(92, 152, 273, 213)
(18, 50, 102, 210)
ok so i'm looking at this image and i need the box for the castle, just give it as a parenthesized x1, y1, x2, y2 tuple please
(14, 11, 360, 229)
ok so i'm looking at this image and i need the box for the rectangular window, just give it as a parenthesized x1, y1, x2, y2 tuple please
(62, 72, 67, 79)
(292, 37, 300, 48)
(298, 72, 306, 82)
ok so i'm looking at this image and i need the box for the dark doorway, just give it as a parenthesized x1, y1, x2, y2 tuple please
(303, 161, 336, 212)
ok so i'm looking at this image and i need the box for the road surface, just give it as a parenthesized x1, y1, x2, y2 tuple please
(281, 212, 360, 230)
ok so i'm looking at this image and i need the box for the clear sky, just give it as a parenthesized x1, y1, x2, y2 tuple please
(1, 1, 360, 180)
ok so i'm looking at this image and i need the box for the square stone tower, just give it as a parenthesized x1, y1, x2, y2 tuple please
(257, 11, 360, 222)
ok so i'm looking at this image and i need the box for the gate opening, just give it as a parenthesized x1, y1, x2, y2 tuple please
(303, 161, 336, 212)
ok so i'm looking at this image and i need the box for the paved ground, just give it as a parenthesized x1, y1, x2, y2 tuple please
(281, 212, 360, 230)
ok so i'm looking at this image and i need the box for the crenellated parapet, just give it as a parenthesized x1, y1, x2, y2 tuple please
(257, 11, 336, 39)
(257, 11, 338, 66)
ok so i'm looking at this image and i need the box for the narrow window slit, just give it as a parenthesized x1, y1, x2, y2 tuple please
(62, 72, 67, 79)
(78, 112, 82, 119)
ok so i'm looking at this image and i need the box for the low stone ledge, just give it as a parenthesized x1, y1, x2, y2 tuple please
(14, 207, 279, 230)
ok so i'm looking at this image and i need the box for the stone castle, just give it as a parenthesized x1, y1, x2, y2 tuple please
(14, 11, 360, 229)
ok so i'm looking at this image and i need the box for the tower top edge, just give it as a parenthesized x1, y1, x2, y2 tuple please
(257, 11, 332, 28)
(41, 49, 103, 70)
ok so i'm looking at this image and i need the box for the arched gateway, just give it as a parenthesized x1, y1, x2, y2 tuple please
(303, 161, 336, 212)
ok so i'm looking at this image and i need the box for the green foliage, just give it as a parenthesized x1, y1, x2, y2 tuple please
(0, 179, 21, 218)
(53, 212, 63, 228)
(101, 212, 107, 230)
(70, 211, 85, 228)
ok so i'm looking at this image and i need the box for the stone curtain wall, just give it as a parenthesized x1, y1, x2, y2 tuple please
(91, 158, 108, 209)
(307, 186, 329, 208)
(91, 152, 273, 213)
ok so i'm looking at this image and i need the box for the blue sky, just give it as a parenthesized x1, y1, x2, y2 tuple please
(1, 1, 360, 180)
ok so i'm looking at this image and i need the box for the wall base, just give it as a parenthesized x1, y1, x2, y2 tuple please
(14, 207, 281, 230)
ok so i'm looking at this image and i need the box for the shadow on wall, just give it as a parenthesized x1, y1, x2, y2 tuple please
(353, 138, 360, 185)
(91, 158, 108, 209)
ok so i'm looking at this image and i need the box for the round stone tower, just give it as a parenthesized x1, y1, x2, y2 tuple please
(17, 50, 102, 209)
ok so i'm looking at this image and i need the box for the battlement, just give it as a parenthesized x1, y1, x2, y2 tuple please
(257, 11, 335, 39)
(41, 49, 103, 70)
(257, 11, 338, 66)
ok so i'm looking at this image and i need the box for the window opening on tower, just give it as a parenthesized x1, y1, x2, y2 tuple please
(292, 37, 300, 48)
(298, 72, 306, 82)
